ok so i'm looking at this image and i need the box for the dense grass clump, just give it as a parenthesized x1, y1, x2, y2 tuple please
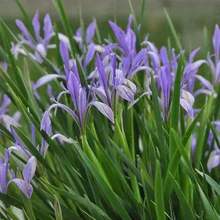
(1, 0, 220, 219)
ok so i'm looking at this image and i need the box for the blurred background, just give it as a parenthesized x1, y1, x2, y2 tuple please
(0, 0, 220, 50)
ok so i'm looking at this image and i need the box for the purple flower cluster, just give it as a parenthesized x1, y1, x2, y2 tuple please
(2, 11, 220, 199)
(0, 148, 36, 198)
(12, 10, 54, 63)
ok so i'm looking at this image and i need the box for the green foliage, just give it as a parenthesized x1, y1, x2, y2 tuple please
(0, 0, 220, 220)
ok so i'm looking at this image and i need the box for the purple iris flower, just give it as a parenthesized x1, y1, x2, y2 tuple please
(9, 156, 37, 198)
(74, 19, 96, 48)
(92, 53, 137, 123)
(60, 40, 120, 124)
(147, 45, 175, 118)
(0, 149, 36, 198)
(93, 50, 138, 112)
(40, 41, 119, 141)
(12, 10, 54, 63)
(181, 49, 207, 117)
(147, 43, 205, 119)
(109, 15, 136, 56)
(109, 16, 147, 78)
(74, 20, 97, 68)
(40, 40, 111, 143)
(59, 40, 88, 127)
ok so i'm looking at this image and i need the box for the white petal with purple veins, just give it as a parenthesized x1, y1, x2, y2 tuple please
(91, 101, 114, 123)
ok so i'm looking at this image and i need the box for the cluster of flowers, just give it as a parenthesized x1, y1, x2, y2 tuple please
(1, 11, 220, 198)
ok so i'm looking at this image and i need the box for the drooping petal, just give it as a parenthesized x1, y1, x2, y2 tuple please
(195, 75, 213, 91)
(125, 79, 137, 94)
(9, 179, 33, 199)
(40, 102, 79, 156)
(91, 86, 108, 103)
(180, 99, 194, 118)
(117, 85, 134, 102)
(180, 90, 195, 117)
(145, 41, 158, 54)
(91, 101, 114, 123)
(51, 133, 75, 144)
(194, 88, 213, 97)
(183, 59, 205, 92)
(41, 110, 52, 135)
(23, 156, 37, 183)
(11, 41, 27, 59)
(185, 60, 206, 75)
(32, 74, 65, 90)
(47, 103, 79, 124)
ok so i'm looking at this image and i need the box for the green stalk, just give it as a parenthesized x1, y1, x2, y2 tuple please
(194, 97, 213, 168)
(23, 198, 36, 220)
(115, 111, 141, 203)
(81, 134, 111, 189)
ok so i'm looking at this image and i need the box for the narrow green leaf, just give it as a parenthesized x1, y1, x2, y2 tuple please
(164, 9, 182, 51)
(154, 160, 166, 220)
(197, 184, 220, 220)
(54, 197, 63, 220)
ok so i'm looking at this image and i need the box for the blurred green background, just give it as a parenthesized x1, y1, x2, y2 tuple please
(0, 0, 220, 50)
